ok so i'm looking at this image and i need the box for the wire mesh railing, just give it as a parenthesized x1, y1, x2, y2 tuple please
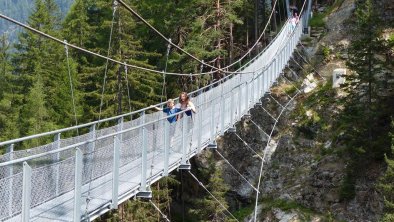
(0, 16, 305, 222)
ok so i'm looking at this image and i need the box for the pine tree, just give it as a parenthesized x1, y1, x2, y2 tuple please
(189, 163, 235, 222)
(0, 34, 20, 141)
(13, 0, 82, 137)
(63, 0, 163, 122)
(21, 77, 54, 147)
(378, 121, 394, 221)
(338, 0, 393, 200)
(62, 0, 91, 50)
(340, 0, 391, 156)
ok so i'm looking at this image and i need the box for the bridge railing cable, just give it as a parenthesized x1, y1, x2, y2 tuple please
(0, 4, 307, 220)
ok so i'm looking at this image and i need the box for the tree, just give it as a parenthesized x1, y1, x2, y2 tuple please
(0, 34, 20, 141)
(63, 0, 162, 122)
(378, 121, 394, 221)
(341, 0, 391, 157)
(189, 161, 235, 222)
(338, 0, 393, 200)
(13, 0, 82, 137)
(21, 77, 54, 147)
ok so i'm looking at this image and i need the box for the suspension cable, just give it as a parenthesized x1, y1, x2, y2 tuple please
(116, 0, 279, 74)
(85, 2, 117, 217)
(64, 40, 79, 135)
(97, 2, 117, 124)
(215, 150, 259, 192)
(161, 39, 172, 103)
(259, 105, 278, 122)
(294, 46, 326, 80)
(149, 200, 171, 222)
(253, 90, 301, 222)
(291, 56, 325, 80)
(124, 63, 132, 113)
(234, 133, 263, 160)
(188, 171, 239, 222)
(288, 66, 300, 78)
(0, 12, 291, 77)
(280, 75, 301, 93)
(0, 13, 219, 76)
(248, 119, 270, 138)
(268, 93, 285, 109)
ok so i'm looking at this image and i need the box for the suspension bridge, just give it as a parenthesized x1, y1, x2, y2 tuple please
(0, 0, 313, 221)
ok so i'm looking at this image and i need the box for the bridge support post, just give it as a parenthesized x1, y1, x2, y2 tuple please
(220, 94, 225, 136)
(256, 73, 262, 106)
(244, 82, 251, 118)
(137, 111, 152, 198)
(22, 162, 31, 222)
(197, 101, 203, 152)
(54, 133, 61, 196)
(73, 148, 83, 222)
(7, 144, 14, 218)
(208, 97, 217, 149)
(163, 120, 170, 176)
(117, 117, 123, 141)
(263, 69, 267, 95)
(251, 72, 255, 105)
(228, 89, 236, 133)
(179, 114, 191, 170)
(279, 51, 283, 72)
(87, 124, 96, 187)
(269, 62, 273, 88)
(112, 135, 120, 209)
(238, 84, 242, 120)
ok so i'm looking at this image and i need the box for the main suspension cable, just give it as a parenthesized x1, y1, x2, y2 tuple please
(0, 13, 219, 76)
(64, 41, 79, 135)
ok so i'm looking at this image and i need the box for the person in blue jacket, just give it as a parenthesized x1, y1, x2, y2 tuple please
(150, 99, 181, 123)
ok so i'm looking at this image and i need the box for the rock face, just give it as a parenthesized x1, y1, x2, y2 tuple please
(191, 1, 389, 221)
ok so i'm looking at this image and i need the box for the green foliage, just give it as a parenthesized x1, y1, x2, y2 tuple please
(233, 205, 254, 220)
(0, 34, 20, 141)
(0, 0, 74, 43)
(339, 173, 356, 200)
(336, 0, 393, 201)
(22, 77, 55, 147)
(309, 0, 345, 28)
(378, 121, 394, 221)
(189, 165, 233, 222)
(309, 13, 326, 28)
(322, 45, 331, 60)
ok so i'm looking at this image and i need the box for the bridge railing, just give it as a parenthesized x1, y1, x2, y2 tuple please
(0, 17, 305, 221)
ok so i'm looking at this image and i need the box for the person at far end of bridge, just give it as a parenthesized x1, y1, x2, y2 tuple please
(289, 12, 298, 35)
(176, 92, 196, 119)
(150, 99, 181, 123)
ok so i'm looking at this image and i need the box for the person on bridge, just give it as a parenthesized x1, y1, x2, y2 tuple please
(150, 99, 181, 123)
(176, 92, 196, 119)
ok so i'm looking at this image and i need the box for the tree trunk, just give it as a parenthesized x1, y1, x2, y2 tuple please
(367, 46, 372, 142)
(254, 0, 259, 42)
(215, 0, 222, 79)
(246, 19, 249, 49)
(229, 22, 234, 64)
(272, 0, 277, 32)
